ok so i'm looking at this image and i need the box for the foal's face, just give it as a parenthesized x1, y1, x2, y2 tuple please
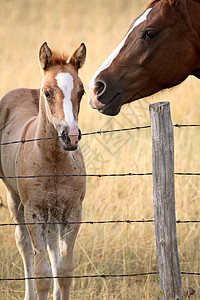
(41, 65, 85, 150)
(39, 42, 86, 151)
(89, 0, 198, 116)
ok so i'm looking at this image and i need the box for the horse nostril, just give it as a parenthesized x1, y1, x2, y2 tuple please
(61, 130, 66, 140)
(61, 129, 69, 142)
(94, 81, 106, 97)
(78, 129, 82, 141)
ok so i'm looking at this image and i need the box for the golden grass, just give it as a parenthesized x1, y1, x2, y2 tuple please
(0, 0, 200, 299)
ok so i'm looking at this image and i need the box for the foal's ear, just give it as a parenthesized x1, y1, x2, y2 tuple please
(69, 43, 86, 71)
(39, 42, 52, 71)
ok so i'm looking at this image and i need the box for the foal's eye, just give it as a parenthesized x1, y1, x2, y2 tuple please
(143, 30, 157, 40)
(44, 90, 51, 99)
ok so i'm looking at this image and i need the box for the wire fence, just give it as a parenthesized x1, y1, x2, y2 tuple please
(1, 272, 196, 282)
(1, 272, 200, 282)
(0, 172, 200, 180)
(1, 218, 200, 228)
(0, 122, 200, 284)
(0, 123, 199, 179)
(0, 123, 200, 146)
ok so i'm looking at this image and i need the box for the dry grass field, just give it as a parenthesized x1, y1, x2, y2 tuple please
(0, 0, 200, 299)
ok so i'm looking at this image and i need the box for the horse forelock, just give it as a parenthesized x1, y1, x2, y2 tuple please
(51, 51, 69, 66)
(147, 0, 178, 8)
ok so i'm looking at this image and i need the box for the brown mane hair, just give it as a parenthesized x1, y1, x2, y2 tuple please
(147, 0, 178, 8)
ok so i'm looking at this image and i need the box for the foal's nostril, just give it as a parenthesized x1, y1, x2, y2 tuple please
(61, 130, 67, 141)
(78, 129, 82, 141)
(94, 81, 106, 97)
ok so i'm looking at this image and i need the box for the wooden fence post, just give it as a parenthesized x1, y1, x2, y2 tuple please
(149, 102, 183, 300)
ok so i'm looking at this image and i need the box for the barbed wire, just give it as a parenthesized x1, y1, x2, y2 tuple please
(0, 123, 199, 146)
(174, 124, 200, 128)
(0, 271, 199, 282)
(1, 219, 200, 228)
(0, 172, 199, 180)
(0, 172, 152, 179)
(0, 125, 151, 146)
(0, 219, 154, 227)
(0, 272, 159, 281)
(0, 124, 200, 286)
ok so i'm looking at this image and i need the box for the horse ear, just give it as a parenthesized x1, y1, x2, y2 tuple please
(69, 43, 86, 71)
(39, 42, 52, 71)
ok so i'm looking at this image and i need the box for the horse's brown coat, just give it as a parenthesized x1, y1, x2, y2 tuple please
(89, 0, 200, 116)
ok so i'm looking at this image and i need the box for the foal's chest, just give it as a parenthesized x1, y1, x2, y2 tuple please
(17, 146, 86, 209)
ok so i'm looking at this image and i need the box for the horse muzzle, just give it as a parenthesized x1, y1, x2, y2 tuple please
(89, 80, 122, 116)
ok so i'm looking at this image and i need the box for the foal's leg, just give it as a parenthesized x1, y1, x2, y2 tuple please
(57, 203, 82, 300)
(47, 220, 60, 300)
(6, 190, 35, 300)
(24, 205, 52, 300)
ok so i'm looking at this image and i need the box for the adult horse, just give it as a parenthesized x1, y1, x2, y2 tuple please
(0, 42, 86, 300)
(89, 0, 200, 116)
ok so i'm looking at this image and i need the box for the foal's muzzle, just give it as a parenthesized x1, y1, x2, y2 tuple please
(60, 127, 81, 151)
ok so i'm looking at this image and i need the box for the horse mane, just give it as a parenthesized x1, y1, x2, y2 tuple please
(51, 51, 69, 66)
(147, 0, 178, 7)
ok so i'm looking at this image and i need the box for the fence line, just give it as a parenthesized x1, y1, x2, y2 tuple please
(0, 172, 152, 179)
(0, 272, 159, 281)
(0, 123, 200, 146)
(1, 272, 200, 282)
(0, 219, 154, 227)
(0, 125, 151, 146)
(0, 122, 200, 287)
(1, 219, 200, 228)
(0, 172, 200, 180)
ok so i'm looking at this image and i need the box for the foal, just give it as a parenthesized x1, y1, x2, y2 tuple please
(0, 42, 86, 300)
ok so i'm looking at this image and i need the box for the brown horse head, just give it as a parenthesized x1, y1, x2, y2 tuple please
(39, 42, 86, 150)
(89, 0, 200, 116)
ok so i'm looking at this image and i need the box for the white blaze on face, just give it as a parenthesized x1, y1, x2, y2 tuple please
(55, 72, 76, 128)
(88, 8, 152, 90)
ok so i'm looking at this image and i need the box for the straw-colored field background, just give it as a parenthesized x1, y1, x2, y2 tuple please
(0, 0, 200, 299)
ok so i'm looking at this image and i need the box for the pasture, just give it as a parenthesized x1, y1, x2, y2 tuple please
(0, 0, 200, 299)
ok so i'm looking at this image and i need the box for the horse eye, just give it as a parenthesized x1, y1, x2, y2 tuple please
(143, 30, 157, 40)
(44, 90, 51, 99)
